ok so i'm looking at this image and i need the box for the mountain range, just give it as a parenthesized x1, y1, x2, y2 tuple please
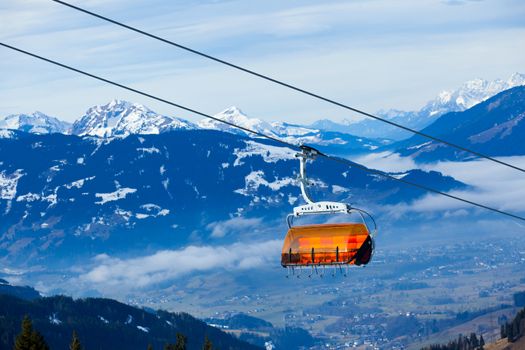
(1, 102, 387, 156)
(0, 128, 463, 269)
(1, 73, 523, 155)
(197, 106, 389, 155)
(0, 111, 71, 135)
(1, 75, 525, 270)
(393, 85, 525, 161)
(310, 72, 525, 140)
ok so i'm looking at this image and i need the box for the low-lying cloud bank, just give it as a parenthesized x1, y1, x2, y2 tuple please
(206, 217, 263, 238)
(357, 153, 525, 216)
(78, 240, 281, 290)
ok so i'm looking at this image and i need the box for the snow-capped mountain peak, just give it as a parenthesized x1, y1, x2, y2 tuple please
(508, 72, 525, 86)
(309, 72, 525, 140)
(222, 106, 244, 117)
(71, 99, 196, 137)
(197, 106, 274, 136)
(430, 72, 525, 114)
(0, 111, 71, 134)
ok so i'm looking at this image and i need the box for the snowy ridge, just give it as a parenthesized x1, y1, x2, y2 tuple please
(413, 72, 525, 120)
(198, 106, 384, 151)
(198, 106, 275, 136)
(311, 72, 525, 139)
(71, 99, 196, 137)
(395, 85, 525, 161)
(198, 106, 319, 140)
(4, 73, 524, 143)
(0, 112, 71, 134)
(2, 101, 383, 153)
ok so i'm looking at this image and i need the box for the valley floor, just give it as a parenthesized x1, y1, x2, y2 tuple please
(122, 233, 525, 349)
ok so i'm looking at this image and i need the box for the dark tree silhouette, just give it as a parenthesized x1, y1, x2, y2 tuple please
(176, 333, 187, 350)
(69, 330, 82, 350)
(13, 315, 49, 350)
(165, 334, 187, 350)
(203, 336, 213, 350)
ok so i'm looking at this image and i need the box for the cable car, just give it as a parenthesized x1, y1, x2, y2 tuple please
(281, 146, 376, 273)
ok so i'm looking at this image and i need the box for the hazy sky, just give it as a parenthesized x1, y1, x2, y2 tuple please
(1, 0, 524, 124)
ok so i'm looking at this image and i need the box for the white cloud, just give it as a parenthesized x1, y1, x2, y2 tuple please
(206, 216, 263, 238)
(421, 157, 525, 213)
(355, 152, 418, 173)
(377, 155, 525, 218)
(79, 240, 281, 290)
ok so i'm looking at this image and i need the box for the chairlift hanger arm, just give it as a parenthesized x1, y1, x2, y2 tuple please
(296, 145, 344, 211)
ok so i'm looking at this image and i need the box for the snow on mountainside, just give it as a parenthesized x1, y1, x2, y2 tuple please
(4, 73, 523, 143)
(198, 106, 388, 153)
(311, 73, 525, 140)
(198, 106, 275, 136)
(395, 85, 525, 161)
(0, 129, 463, 267)
(71, 99, 196, 137)
(410, 72, 525, 120)
(2, 102, 386, 154)
(0, 112, 71, 134)
(199, 106, 320, 139)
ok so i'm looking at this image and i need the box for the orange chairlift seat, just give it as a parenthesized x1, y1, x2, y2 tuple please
(281, 146, 376, 270)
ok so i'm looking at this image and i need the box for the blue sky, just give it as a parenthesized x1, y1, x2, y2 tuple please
(1, 0, 524, 124)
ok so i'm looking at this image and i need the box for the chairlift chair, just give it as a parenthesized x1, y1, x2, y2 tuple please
(281, 146, 377, 271)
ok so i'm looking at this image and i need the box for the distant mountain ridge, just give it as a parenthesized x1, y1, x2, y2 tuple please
(0, 111, 71, 135)
(2, 73, 523, 144)
(310, 72, 525, 140)
(198, 106, 389, 154)
(1, 103, 388, 155)
(0, 279, 40, 301)
(394, 85, 525, 161)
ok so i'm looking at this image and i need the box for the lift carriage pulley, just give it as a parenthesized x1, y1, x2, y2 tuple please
(281, 145, 377, 274)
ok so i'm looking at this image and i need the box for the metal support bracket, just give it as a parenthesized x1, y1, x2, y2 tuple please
(296, 145, 324, 205)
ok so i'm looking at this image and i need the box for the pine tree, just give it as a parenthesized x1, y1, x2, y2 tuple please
(14, 316, 33, 350)
(469, 332, 479, 348)
(457, 334, 463, 350)
(13, 315, 49, 350)
(202, 336, 213, 350)
(164, 334, 187, 350)
(512, 320, 519, 342)
(69, 330, 82, 350)
(479, 334, 485, 350)
(147, 344, 153, 350)
(30, 331, 49, 350)
(175, 333, 187, 350)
